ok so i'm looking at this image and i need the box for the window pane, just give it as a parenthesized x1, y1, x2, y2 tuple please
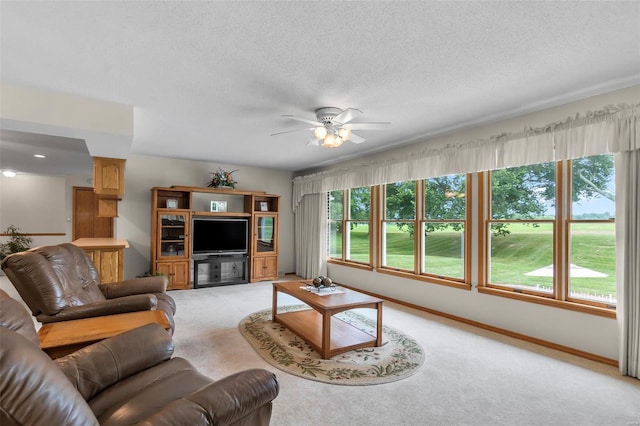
(382, 221, 414, 270)
(568, 222, 616, 304)
(386, 181, 415, 219)
(423, 222, 464, 279)
(425, 174, 466, 219)
(350, 187, 371, 219)
(571, 154, 615, 219)
(491, 163, 556, 220)
(489, 222, 554, 293)
(329, 191, 343, 220)
(329, 221, 342, 258)
(346, 221, 370, 263)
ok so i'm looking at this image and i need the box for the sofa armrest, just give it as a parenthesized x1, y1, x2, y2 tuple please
(138, 369, 279, 426)
(99, 276, 168, 298)
(55, 323, 174, 401)
(36, 294, 158, 323)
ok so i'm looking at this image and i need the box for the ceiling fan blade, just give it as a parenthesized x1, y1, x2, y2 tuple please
(343, 122, 392, 130)
(347, 132, 366, 144)
(270, 127, 315, 136)
(306, 138, 320, 146)
(282, 114, 323, 127)
(333, 108, 362, 125)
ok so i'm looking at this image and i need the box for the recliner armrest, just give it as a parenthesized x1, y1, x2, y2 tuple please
(36, 294, 158, 323)
(55, 323, 174, 401)
(99, 275, 168, 298)
(138, 369, 279, 426)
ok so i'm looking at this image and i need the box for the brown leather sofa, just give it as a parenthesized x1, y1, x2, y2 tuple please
(0, 289, 279, 425)
(1, 243, 176, 331)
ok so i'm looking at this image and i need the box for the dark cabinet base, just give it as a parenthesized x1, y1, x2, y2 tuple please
(193, 255, 248, 288)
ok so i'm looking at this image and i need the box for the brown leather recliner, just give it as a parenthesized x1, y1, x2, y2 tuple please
(1, 243, 176, 331)
(0, 289, 279, 425)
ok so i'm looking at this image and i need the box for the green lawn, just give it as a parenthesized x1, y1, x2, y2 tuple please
(330, 222, 616, 301)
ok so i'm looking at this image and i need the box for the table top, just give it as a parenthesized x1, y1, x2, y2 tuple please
(273, 281, 383, 311)
(38, 310, 170, 350)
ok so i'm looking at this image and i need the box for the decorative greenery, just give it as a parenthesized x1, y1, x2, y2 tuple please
(208, 168, 238, 188)
(0, 225, 33, 261)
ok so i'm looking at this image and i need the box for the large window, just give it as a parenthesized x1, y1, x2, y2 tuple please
(328, 187, 372, 265)
(328, 190, 343, 259)
(422, 174, 467, 281)
(482, 154, 616, 309)
(567, 154, 616, 306)
(382, 181, 416, 271)
(487, 162, 556, 295)
(325, 154, 616, 314)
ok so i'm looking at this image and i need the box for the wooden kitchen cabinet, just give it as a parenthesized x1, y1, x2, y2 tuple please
(155, 261, 190, 290)
(72, 238, 128, 283)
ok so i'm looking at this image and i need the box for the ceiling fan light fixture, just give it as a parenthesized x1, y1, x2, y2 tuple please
(274, 106, 390, 148)
(322, 133, 336, 148)
(337, 127, 351, 141)
(322, 133, 345, 148)
(313, 126, 327, 139)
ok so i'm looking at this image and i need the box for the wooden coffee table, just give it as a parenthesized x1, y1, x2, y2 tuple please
(38, 310, 171, 359)
(272, 281, 383, 359)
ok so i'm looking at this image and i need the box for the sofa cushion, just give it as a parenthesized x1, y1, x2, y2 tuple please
(91, 357, 212, 424)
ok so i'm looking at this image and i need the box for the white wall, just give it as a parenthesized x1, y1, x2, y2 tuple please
(317, 86, 640, 362)
(0, 174, 71, 247)
(0, 173, 96, 248)
(118, 154, 294, 279)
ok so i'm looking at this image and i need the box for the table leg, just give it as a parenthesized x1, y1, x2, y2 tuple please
(322, 312, 331, 359)
(376, 302, 383, 347)
(272, 286, 278, 321)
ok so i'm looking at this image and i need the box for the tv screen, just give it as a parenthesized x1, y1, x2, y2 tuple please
(192, 217, 248, 255)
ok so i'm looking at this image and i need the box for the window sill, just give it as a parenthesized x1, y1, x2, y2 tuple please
(377, 267, 472, 291)
(327, 259, 373, 271)
(477, 286, 616, 319)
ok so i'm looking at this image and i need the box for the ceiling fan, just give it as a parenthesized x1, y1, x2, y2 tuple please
(271, 107, 391, 148)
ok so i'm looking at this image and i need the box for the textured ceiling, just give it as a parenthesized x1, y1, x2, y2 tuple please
(1, 1, 639, 175)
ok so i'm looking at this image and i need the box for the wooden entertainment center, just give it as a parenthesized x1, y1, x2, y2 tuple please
(150, 186, 280, 290)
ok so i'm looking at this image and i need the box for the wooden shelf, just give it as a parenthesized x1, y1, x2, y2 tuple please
(151, 186, 280, 287)
(193, 211, 251, 217)
(169, 185, 277, 197)
(275, 309, 377, 356)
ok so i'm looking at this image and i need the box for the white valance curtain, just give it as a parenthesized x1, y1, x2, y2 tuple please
(293, 103, 639, 211)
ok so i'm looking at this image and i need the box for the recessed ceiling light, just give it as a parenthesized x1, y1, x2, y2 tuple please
(2, 170, 17, 178)
(33, 154, 46, 158)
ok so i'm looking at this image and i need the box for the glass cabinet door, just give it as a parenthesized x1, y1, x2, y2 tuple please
(255, 214, 277, 254)
(158, 212, 189, 258)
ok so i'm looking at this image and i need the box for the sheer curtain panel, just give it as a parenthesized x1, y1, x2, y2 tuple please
(617, 149, 640, 378)
(294, 193, 328, 279)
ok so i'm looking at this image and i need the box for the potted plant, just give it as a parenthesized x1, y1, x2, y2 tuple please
(0, 225, 33, 261)
(208, 168, 238, 189)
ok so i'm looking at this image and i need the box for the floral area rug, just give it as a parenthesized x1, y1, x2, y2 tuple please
(239, 305, 424, 385)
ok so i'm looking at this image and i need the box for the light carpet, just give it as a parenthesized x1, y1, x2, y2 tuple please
(2, 277, 639, 425)
(239, 304, 424, 385)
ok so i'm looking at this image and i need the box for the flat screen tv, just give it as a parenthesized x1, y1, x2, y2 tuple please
(191, 217, 248, 256)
